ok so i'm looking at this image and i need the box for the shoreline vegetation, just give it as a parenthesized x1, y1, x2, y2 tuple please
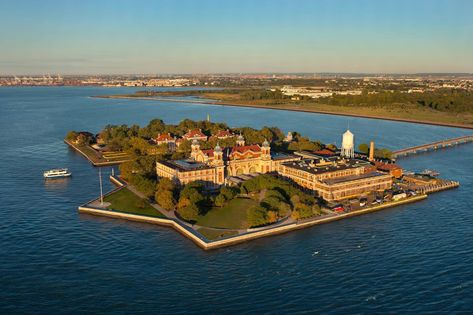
(71, 117, 461, 249)
(94, 89, 473, 129)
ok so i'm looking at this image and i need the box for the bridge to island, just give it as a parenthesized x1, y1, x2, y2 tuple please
(393, 135, 473, 158)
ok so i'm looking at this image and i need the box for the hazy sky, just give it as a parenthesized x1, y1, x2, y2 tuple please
(1, 0, 472, 74)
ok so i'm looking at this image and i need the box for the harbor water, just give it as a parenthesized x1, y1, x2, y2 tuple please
(1, 87, 472, 313)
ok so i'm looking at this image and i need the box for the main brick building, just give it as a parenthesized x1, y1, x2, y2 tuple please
(156, 136, 298, 188)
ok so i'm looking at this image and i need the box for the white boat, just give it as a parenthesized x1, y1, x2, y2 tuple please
(43, 168, 72, 178)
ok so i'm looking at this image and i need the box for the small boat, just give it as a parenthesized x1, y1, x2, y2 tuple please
(43, 168, 72, 179)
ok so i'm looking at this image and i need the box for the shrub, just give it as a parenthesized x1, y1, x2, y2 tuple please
(214, 194, 227, 207)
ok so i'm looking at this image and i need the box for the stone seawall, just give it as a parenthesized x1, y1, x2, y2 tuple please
(64, 139, 130, 166)
(78, 194, 428, 250)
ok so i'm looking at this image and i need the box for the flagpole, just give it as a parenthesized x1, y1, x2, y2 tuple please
(99, 168, 104, 205)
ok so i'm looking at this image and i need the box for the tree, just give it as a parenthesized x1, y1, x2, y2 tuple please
(267, 210, 278, 223)
(157, 177, 175, 192)
(130, 175, 156, 199)
(278, 202, 291, 217)
(325, 143, 338, 151)
(128, 137, 153, 156)
(155, 190, 176, 211)
(214, 194, 227, 207)
(261, 196, 281, 211)
(219, 186, 239, 200)
(295, 203, 313, 219)
(358, 143, 369, 154)
(177, 204, 200, 222)
(247, 206, 268, 228)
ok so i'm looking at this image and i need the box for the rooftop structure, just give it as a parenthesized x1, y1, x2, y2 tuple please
(341, 129, 354, 158)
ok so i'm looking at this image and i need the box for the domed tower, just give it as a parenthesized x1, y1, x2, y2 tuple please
(341, 129, 354, 158)
(261, 139, 271, 158)
(191, 139, 200, 160)
(261, 139, 272, 173)
(236, 134, 245, 146)
(214, 143, 224, 165)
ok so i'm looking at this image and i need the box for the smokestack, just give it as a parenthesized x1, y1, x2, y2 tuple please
(369, 141, 375, 161)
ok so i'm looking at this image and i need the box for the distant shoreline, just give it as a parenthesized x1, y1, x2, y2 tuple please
(93, 95, 473, 130)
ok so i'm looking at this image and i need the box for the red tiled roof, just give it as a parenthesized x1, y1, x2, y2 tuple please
(214, 129, 233, 138)
(313, 149, 336, 156)
(201, 149, 214, 157)
(231, 145, 261, 154)
(183, 129, 207, 139)
(374, 161, 401, 171)
(155, 133, 174, 142)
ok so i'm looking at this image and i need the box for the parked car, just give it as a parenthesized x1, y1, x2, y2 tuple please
(392, 192, 407, 201)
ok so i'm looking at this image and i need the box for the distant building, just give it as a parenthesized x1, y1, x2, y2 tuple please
(210, 129, 234, 140)
(154, 133, 175, 145)
(154, 133, 176, 151)
(182, 129, 208, 141)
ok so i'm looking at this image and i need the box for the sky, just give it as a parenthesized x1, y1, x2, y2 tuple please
(0, 0, 472, 74)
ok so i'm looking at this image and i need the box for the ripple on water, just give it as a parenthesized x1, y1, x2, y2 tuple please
(1, 87, 473, 313)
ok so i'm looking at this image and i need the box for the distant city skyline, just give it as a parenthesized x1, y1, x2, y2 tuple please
(1, 0, 472, 75)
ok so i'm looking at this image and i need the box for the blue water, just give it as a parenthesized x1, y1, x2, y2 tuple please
(1, 87, 472, 313)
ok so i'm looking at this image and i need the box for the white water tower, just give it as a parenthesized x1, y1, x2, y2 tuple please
(341, 129, 354, 158)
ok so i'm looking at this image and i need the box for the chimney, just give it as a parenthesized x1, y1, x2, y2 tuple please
(369, 141, 375, 161)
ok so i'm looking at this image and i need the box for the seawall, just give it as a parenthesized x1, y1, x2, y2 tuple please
(78, 194, 428, 250)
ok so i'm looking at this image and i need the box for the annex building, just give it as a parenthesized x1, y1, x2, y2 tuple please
(278, 153, 392, 201)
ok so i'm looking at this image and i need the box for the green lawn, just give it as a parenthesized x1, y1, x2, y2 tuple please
(195, 197, 257, 229)
(196, 227, 239, 241)
(104, 188, 165, 218)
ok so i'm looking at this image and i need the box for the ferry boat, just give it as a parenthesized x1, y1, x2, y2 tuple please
(43, 168, 72, 179)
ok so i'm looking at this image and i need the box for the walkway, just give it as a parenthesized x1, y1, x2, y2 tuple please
(393, 135, 473, 158)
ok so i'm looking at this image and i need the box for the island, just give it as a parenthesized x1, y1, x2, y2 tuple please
(96, 80, 473, 129)
(71, 118, 460, 249)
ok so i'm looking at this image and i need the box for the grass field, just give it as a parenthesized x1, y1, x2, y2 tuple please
(104, 188, 165, 218)
(66, 140, 132, 165)
(196, 227, 239, 240)
(195, 197, 257, 229)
